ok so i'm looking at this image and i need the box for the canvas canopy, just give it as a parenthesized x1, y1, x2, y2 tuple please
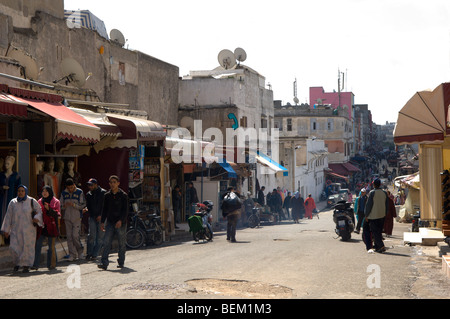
(394, 82, 450, 145)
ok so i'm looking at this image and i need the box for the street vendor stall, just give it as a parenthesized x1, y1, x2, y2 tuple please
(394, 82, 450, 226)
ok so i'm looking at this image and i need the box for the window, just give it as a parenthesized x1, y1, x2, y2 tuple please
(311, 118, 317, 131)
(261, 119, 268, 129)
(240, 116, 248, 128)
(327, 119, 334, 131)
(287, 119, 293, 131)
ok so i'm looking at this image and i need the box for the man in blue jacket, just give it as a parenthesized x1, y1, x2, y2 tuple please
(60, 178, 86, 261)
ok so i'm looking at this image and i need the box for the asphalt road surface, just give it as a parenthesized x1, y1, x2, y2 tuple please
(0, 207, 449, 300)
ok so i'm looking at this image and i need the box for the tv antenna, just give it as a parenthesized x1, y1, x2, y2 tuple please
(218, 49, 237, 70)
(53, 58, 86, 88)
(110, 29, 126, 47)
(293, 78, 299, 105)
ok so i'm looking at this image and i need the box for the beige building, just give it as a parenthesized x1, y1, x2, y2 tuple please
(178, 64, 283, 195)
(0, 0, 179, 125)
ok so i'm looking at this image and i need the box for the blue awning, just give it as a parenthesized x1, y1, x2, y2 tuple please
(218, 160, 238, 178)
(256, 151, 289, 177)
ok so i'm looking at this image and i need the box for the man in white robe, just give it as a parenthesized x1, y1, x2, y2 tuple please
(1, 185, 43, 272)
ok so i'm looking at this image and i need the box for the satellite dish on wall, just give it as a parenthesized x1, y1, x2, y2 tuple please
(218, 49, 236, 70)
(55, 58, 86, 88)
(234, 48, 247, 64)
(180, 116, 195, 134)
(110, 29, 126, 47)
(7, 48, 40, 80)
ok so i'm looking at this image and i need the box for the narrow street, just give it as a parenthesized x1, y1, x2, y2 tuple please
(1, 206, 449, 300)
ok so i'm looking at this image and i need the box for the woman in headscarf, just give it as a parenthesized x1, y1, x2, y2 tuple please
(32, 186, 61, 270)
(383, 190, 397, 238)
(1, 185, 43, 273)
(291, 192, 305, 224)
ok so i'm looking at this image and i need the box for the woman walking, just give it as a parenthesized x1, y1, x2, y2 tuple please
(1, 185, 43, 273)
(33, 186, 61, 270)
(304, 194, 317, 220)
(291, 192, 305, 224)
(383, 190, 397, 237)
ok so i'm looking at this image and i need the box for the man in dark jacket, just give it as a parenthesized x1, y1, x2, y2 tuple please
(84, 178, 106, 261)
(172, 185, 182, 229)
(257, 186, 266, 206)
(98, 175, 129, 270)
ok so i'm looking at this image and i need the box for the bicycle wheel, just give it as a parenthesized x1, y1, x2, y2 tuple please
(248, 215, 259, 228)
(126, 228, 145, 249)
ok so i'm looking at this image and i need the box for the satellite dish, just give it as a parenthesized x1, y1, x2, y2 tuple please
(294, 97, 300, 105)
(218, 49, 236, 70)
(57, 58, 86, 88)
(110, 29, 126, 47)
(234, 48, 247, 63)
(7, 48, 39, 80)
(180, 116, 194, 134)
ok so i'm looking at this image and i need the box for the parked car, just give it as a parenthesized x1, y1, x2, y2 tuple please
(338, 189, 350, 202)
(327, 194, 340, 208)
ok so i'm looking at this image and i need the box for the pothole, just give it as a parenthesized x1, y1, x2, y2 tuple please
(185, 278, 293, 299)
(125, 282, 192, 292)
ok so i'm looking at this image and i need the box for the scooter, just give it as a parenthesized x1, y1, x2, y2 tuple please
(188, 201, 214, 242)
(126, 212, 164, 249)
(333, 200, 355, 241)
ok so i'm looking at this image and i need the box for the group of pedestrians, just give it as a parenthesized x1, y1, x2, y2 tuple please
(0, 175, 128, 273)
(353, 178, 397, 254)
(257, 186, 317, 223)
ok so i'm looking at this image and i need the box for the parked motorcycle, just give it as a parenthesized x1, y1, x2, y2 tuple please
(188, 201, 214, 242)
(126, 212, 164, 249)
(333, 200, 355, 241)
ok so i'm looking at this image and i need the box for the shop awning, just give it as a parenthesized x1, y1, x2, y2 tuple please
(13, 96, 101, 143)
(0, 93, 28, 118)
(325, 170, 349, 181)
(394, 82, 450, 145)
(70, 108, 121, 137)
(217, 160, 238, 178)
(255, 151, 288, 176)
(329, 162, 360, 176)
(107, 113, 166, 141)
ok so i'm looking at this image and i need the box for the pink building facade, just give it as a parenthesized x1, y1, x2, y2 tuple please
(310, 87, 355, 120)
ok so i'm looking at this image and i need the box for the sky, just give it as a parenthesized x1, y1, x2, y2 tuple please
(64, 0, 450, 125)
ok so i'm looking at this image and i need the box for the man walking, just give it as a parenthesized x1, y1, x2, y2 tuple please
(84, 178, 106, 261)
(172, 185, 182, 228)
(221, 187, 242, 243)
(364, 179, 389, 253)
(60, 178, 86, 261)
(98, 175, 128, 270)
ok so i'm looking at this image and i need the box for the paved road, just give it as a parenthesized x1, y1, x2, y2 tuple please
(1, 206, 449, 300)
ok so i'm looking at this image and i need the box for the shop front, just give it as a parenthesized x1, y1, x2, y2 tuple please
(394, 82, 450, 228)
